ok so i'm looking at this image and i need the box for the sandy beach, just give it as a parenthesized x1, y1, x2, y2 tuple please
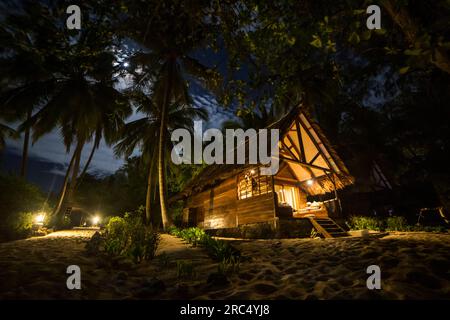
(0, 230, 449, 299)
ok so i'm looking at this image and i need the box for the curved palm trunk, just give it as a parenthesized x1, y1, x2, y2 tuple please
(20, 109, 32, 178)
(158, 60, 174, 230)
(75, 136, 98, 189)
(67, 140, 84, 205)
(145, 150, 157, 225)
(52, 150, 77, 216)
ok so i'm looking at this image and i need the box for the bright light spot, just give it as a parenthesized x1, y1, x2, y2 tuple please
(35, 213, 45, 224)
(306, 179, 314, 186)
(250, 169, 255, 175)
(92, 215, 101, 226)
(123, 62, 129, 67)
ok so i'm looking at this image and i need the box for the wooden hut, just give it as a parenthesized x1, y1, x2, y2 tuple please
(173, 105, 354, 238)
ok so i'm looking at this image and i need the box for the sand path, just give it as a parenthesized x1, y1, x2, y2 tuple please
(0, 230, 449, 299)
(0, 230, 213, 299)
(207, 233, 450, 300)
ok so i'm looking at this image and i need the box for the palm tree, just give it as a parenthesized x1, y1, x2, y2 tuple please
(0, 121, 17, 151)
(9, 2, 133, 221)
(115, 89, 208, 224)
(23, 70, 132, 217)
(123, 0, 220, 229)
(0, 1, 61, 177)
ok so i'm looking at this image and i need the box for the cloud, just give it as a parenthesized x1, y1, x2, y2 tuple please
(4, 74, 237, 180)
(6, 129, 124, 176)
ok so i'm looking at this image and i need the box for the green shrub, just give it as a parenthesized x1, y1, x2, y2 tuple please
(346, 215, 448, 233)
(0, 174, 49, 241)
(103, 210, 160, 263)
(203, 238, 239, 262)
(170, 227, 241, 262)
(104, 216, 128, 256)
(4, 212, 34, 240)
(347, 216, 385, 231)
(178, 227, 208, 247)
(177, 260, 196, 279)
(166, 226, 180, 236)
(218, 256, 240, 275)
(386, 216, 408, 231)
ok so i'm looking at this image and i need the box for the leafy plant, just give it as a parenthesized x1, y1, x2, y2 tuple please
(386, 216, 408, 231)
(158, 252, 171, 268)
(104, 217, 128, 256)
(167, 226, 180, 236)
(103, 210, 160, 263)
(4, 212, 34, 240)
(178, 227, 208, 247)
(0, 174, 49, 241)
(170, 227, 241, 262)
(177, 260, 196, 280)
(218, 256, 240, 275)
(346, 216, 385, 231)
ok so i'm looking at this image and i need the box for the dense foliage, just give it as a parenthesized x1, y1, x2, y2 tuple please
(346, 215, 448, 232)
(103, 208, 160, 263)
(0, 174, 49, 241)
(168, 227, 241, 263)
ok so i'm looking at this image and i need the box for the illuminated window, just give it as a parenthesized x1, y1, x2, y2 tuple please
(275, 185, 301, 210)
(238, 169, 272, 200)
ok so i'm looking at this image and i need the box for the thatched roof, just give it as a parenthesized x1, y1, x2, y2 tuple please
(171, 104, 354, 201)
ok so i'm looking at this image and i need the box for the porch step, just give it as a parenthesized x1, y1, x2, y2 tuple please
(308, 217, 348, 238)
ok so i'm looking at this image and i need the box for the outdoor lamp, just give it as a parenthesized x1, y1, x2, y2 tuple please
(34, 213, 45, 225)
(92, 215, 101, 226)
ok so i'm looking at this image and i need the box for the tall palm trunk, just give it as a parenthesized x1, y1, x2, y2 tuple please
(158, 59, 174, 230)
(53, 150, 77, 216)
(20, 109, 32, 178)
(75, 135, 98, 189)
(67, 140, 84, 205)
(145, 150, 157, 225)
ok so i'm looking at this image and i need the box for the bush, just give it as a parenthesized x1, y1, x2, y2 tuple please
(218, 255, 240, 275)
(104, 217, 128, 256)
(170, 226, 240, 262)
(347, 216, 385, 231)
(386, 216, 408, 231)
(103, 210, 160, 263)
(4, 212, 34, 240)
(167, 226, 180, 236)
(0, 174, 49, 241)
(346, 215, 448, 233)
(177, 260, 196, 279)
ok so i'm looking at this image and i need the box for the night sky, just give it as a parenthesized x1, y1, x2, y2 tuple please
(0, 62, 238, 193)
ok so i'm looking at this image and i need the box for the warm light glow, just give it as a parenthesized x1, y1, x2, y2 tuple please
(250, 169, 255, 175)
(34, 213, 45, 224)
(306, 179, 314, 186)
(92, 215, 101, 226)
